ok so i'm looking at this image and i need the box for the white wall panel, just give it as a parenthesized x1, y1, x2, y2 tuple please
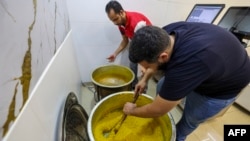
(2, 31, 82, 141)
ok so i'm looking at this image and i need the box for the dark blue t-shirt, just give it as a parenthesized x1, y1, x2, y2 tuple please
(159, 22, 250, 100)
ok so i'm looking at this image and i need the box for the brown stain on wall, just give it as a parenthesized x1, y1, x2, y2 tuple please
(2, 83, 19, 136)
(19, 46, 32, 111)
(2, 0, 37, 137)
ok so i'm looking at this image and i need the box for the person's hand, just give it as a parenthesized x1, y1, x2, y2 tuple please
(106, 54, 116, 62)
(123, 102, 137, 115)
(134, 79, 147, 94)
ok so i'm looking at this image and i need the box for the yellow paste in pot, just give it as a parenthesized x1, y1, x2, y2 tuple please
(93, 110, 167, 141)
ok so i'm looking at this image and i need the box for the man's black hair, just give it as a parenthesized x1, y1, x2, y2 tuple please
(129, 26, 170, 63)
(105, 0, 124, 14)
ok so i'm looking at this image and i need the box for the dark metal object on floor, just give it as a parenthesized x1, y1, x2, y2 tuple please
(62, 92, 89, 141)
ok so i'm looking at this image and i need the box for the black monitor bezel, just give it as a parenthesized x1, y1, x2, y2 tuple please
(217, 6, 250, 40)
(217, 6, 250, 29)
(185, 4, 225, 23)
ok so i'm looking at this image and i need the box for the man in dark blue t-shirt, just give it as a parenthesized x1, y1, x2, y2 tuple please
(123, 22, 250, 141)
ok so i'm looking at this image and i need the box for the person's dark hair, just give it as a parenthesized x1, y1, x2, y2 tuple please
(129, 26, 171, 63)
(105, 0, 124, 14)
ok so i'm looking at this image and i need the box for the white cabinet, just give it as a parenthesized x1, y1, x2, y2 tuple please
(235, 47, 250, 112)
(235, 84, 250, 112)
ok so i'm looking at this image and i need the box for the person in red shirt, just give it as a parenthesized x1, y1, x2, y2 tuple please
(105, 0, 152, 91)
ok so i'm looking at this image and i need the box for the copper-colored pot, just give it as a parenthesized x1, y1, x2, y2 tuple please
(91, 65, 134, 101)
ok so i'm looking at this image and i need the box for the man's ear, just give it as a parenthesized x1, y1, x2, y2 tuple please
(158, 52, 169, 62)
(120, 10, 125, 16)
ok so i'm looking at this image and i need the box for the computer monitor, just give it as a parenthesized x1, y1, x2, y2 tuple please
(186, 4, 225, 23)
(217, 7, 250, 41)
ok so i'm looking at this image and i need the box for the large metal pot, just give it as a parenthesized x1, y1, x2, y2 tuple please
(87, 91, 176, 141)
(91, 65, 134, 101)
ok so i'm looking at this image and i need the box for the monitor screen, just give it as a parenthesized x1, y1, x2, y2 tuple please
(186, 4, 225, 23)
(217, 7, 250, 33)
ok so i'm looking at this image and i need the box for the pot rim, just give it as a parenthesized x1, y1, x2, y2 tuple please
(87, 91, 176, 141)
(91, 64, 135, 88)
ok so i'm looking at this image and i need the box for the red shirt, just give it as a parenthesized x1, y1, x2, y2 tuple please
(118, 11, 152, 39)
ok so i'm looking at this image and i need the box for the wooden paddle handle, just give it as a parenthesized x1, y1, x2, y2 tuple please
(132, 92, 139, 103)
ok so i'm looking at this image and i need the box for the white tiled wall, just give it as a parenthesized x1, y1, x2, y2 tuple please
(2, 31, 82, 141)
